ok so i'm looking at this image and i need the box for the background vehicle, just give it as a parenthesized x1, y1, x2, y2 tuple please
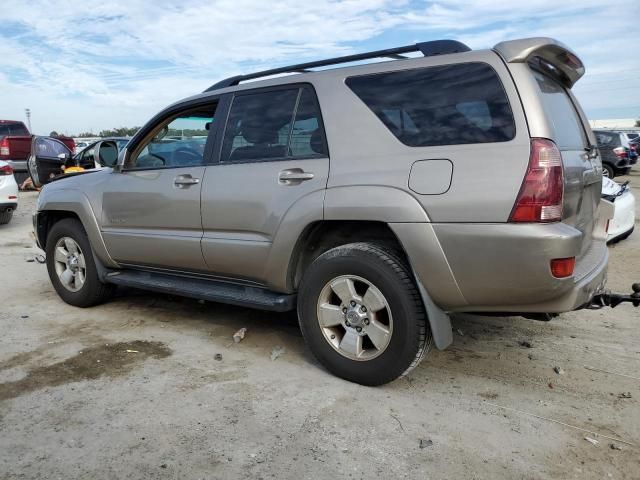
(0, 160, 19, 224)
(31, 37, 614, 385)
(593, 129, 635, 177)
(601, 177, 635, 243)
(0, 120, 75, 185)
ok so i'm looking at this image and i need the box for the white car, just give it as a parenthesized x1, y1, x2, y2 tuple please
(602, 176, 635, 243)
(0, 160, 19, 224)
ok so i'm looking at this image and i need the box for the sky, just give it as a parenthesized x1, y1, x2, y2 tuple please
(1, 0, 639, 135)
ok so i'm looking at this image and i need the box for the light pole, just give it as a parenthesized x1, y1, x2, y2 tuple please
(25, 108, 32, 132)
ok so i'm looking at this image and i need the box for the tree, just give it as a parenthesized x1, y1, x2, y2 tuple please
(49, 130, 59, 137)
(635, 119, 640, 127)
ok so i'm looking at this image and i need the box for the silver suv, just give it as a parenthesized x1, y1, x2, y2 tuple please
(30, 37, 611, 385)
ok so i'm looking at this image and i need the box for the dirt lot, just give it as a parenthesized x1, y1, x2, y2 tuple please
(1, 173, 639, 480)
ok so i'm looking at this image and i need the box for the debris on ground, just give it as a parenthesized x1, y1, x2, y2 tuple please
(20, 315, 29, 319)
(610, 443, 622, 450)
(160, 464, 167, 469)
(456, 329, 464, 336)
(548, 382, 554, 389)
(528, 353, 535, 360)
(553, 366, 565, 375)
(270, 346, 286, 361)
(125, 349, 139, 353)
(233, 328, 247, 343)
(34, 255, 45, 264)
(25, 258, 35, 263)
(618, 392, 632, 399)
(584, 436, 599, 446)
(419, 439, 433, 449)
(214, 353, 223, 361)
(518, 340, 533, 348)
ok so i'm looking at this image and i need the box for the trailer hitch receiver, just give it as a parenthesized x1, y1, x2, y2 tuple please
(589, 283, 640, 309)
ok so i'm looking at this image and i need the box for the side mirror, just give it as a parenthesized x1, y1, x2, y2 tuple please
(93, 141, 119, 168)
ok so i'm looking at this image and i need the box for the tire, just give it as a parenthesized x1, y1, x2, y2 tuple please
(298, 242, 432, 386)
(602, 163, 614, 178)
(0, 209, 13, 225)
(46, 218, 115, 307)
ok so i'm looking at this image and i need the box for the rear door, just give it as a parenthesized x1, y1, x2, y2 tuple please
(199, 85, 329, 283)
(531, 70, 601, 257)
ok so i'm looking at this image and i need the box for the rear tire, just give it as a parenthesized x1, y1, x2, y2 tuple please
(298, 242, 432, 386)
(46, 218, 115, 307)
(602, 164, 614, 178)
(0, 209, 13, 225)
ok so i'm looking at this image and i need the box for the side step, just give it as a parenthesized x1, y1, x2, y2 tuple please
(104, 270, 296, 312)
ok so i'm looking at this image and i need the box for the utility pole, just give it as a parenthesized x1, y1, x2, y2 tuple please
(25, 108, 32, 132)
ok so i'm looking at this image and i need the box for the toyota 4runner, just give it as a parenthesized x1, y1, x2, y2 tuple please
(31, 37, 615, 385)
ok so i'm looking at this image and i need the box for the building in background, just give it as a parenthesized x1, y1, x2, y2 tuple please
(589, 118, 639, 130)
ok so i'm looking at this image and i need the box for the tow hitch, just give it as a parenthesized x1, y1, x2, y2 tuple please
(589, 283, 640, 309)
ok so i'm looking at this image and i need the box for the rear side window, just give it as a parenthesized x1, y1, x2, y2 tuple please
(345, 62, 515, 147)
(533, 71, 586, 149)
(221, 85, 327, 163)
(594, 131, 620, 147)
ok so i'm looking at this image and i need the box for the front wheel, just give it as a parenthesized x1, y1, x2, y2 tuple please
(298, 242, 432, 386)
(46, 218, 115, 307)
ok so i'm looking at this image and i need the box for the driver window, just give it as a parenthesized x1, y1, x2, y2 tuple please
(127, 104, 217, 169)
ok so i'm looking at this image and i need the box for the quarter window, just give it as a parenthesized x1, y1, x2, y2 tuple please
(346, 62, 516, 147)
(221, 86, 327, 163)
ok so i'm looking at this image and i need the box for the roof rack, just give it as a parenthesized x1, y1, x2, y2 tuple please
(204, 40, 471, 92)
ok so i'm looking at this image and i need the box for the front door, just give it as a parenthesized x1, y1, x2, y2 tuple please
(100, 102, 218, 271)
(200, 85, 329, 284)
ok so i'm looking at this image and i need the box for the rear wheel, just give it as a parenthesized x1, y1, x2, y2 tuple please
(46, 218, 115, 307)
(0, 209, 13, 225)
(298, 242, 431, 386)
(602, 164, 614, 178)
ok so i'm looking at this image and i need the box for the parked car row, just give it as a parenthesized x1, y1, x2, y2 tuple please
(593, 129, 639, 177)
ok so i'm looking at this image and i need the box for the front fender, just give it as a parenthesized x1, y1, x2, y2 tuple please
(36, 188, 118, 268)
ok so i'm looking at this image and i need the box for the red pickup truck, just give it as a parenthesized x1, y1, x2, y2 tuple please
(0, 120, 75, 184)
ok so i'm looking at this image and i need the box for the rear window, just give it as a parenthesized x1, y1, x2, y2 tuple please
(0, 123, 29, 137)
(594, 131, 620, 147)
(533, 71, 586, 149)
(345, 62, 515, 147)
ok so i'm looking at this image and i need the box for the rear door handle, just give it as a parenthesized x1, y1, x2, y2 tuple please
(174, 175, 200, 188)
(278, 169, 314, 184)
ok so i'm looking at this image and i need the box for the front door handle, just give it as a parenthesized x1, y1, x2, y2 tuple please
(278, 169, 314, 184)
(174, 174, 200, 188)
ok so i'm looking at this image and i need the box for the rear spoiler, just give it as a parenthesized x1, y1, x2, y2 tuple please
(493, 37, 585, 88)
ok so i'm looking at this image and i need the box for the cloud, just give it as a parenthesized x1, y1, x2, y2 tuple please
(1, 0, 638, 134)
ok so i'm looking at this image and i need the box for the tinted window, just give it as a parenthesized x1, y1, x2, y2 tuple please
(533, 71, 586, 149)
(128, 105, 216, 169)
(0, 123, 29, 136)
(594, 131, 620, 147)
(222, 86, 326, 163)
(627, 133, 638, 139)
(345, 63, 515, 147)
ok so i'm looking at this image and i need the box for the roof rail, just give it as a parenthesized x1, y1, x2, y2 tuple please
(204, 40, 471, 92)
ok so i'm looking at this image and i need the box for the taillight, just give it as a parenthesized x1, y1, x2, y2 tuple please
(550, 257, 576, 278)
(0, 164, 12, 176)
(0, 137, 9, 156)
(509, 138, 564, 223)
(613, 147, 628, 158)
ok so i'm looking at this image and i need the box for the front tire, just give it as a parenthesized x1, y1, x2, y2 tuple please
(298, 242, 432, 386)
(46, 218, 115, 307)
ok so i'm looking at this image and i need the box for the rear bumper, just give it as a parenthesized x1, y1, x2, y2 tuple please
(392, 206, 612, 314)
(5, 159, 27, 172)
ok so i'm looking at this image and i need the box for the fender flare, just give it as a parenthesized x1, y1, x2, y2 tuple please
(36, 188, 118, 268)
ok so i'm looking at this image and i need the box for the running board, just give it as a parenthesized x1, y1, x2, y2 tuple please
(104, 270, 296, 312)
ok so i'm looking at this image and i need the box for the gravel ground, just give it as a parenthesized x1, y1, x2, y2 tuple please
(1, 172, 639, 480)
